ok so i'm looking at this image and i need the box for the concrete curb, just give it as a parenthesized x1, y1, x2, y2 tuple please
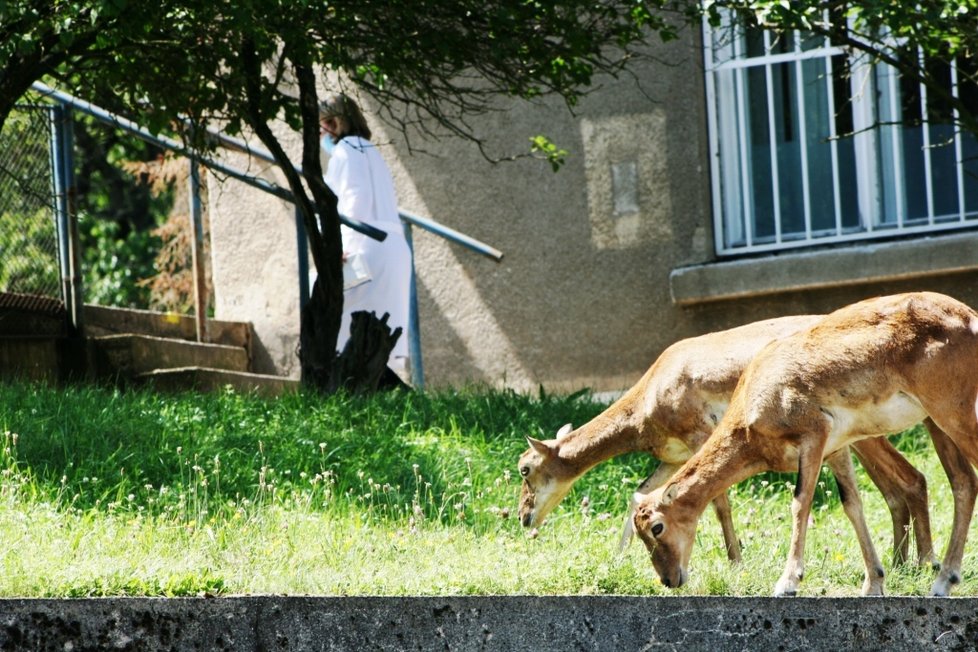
(2, 595, 976, 651)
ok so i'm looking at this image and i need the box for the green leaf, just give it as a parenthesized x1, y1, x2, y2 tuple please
(530, 135, 569, 172)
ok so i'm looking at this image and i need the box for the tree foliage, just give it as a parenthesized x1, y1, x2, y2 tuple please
(702, 1, 978, 137)
(0, 207, 59, 295)
(4, 1, 975, 390)
(0, 0, 683, 390)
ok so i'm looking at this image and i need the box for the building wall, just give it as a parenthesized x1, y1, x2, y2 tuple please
(208, 123, 305, 379)
(207, 29, 978, 395)
(393, 37, 717, 393)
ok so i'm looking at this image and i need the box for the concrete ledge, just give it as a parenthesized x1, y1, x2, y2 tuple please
(670, 231, 978, 305)
(2, 596, 976, 650)
(93, 334, 251, 376)
(83, 304, 252, 350)
(137, 367, 299, 397)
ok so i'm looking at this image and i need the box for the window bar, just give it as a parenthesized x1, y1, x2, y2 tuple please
(704, 12, 729, 252)
(763, 29, 784, 244)
(765, 59, 784, 243)
(851, 62, 878, 233)
(703, 21, 743, 252)
(703, 24, 728, 253)
(824, 53, 844, 237)
(887, 65, 906, 228)
(716, 46, 844, 71)
(793, 46, 814, 241)
(918, 48, 936, 224)
(951, 58, 967, 222)
(735, 31, 755, 248)
(819, 8, 845, 238)
(701, 33, 726, 252)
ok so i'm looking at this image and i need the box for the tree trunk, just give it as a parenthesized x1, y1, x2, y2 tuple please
(299, 276, 405, 393)
(298, 278, 340, 389)
(329, 310, 403, 393)
(248, 49, 405, 394)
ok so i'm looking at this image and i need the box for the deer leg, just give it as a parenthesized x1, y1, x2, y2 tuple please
(618, 462, 677, 553)
(826, 447, 886, 596)
(774, 441, 824, 597)
(710, 491, 742, 563)
(925, 419, 978, 597)
(851, 436, 935, 568)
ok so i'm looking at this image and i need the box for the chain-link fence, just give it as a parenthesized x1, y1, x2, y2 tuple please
(0, 105, 61, 309)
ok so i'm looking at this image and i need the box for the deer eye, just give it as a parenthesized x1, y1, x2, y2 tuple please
(520, 466, 530, 478)
(651, 522, 665, 537)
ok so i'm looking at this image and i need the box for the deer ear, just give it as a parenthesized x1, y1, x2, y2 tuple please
(527, 437, 553, 457)
(660, 483, 679, 507)
(555, 423, 573, 440)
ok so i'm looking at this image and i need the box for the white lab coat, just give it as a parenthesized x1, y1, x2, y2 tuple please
(324, 136, 412, 361)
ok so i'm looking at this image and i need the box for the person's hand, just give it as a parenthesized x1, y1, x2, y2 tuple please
(342, 251, 349, 263)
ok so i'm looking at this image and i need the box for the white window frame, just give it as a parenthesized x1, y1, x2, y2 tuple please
(704, 11, 978, 256)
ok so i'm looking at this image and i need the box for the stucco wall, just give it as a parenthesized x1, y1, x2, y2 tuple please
(209, 125, 304, 378)
(209, 31, 714, 393)
(207, 29, 978, 396)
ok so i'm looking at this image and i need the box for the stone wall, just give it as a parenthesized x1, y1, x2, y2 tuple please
(3, 596, 975, 650)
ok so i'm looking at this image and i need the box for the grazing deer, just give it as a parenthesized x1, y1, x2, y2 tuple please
(633, 292, 978, 597)
(518, 314, 938, 566)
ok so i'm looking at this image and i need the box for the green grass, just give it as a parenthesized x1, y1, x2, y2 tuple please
(0, 380, 974, 597)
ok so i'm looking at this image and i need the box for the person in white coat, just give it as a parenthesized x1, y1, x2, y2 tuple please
(318, 92, 412, 378)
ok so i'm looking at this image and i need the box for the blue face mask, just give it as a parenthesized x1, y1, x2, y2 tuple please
(320, 134, 336, 155)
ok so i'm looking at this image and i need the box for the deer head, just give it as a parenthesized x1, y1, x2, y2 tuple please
(633, 483, 696, 589)
(517, 423, 575, 528)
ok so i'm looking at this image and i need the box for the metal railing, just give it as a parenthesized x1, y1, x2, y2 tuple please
(31, 83, 386, 242)
(29, 82, 503, 387)
(197, 126, 504, 387)
(195, 126, 503, 259)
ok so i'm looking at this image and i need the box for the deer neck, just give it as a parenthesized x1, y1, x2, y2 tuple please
(556, 409, 642, 477)
(668, 424, 766, 517)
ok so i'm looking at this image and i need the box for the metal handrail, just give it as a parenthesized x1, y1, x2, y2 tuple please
(191, 116, 506, 390)
(30, 82, 386, 242)
(398, 210, 503, 262)
(28, 81, 505, 389)
(194, 123, 503, 262)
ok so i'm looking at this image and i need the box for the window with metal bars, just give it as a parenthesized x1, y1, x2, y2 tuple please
(704, 11, 978, 256)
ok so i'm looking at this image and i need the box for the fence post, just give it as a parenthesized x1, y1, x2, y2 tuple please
(50, 104, 83, 335)
(403, 222, 424, 389)
(188, 158, 208, 342)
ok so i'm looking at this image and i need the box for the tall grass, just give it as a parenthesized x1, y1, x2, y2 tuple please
(0, 380, 972, 597)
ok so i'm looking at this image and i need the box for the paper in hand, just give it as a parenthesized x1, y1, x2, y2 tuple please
(343, 252, 373, 290)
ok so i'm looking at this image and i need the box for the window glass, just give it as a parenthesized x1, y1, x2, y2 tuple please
(960, 57, 978, 214)
(772, 61, 805, 239)
(746, 65, 775, 241)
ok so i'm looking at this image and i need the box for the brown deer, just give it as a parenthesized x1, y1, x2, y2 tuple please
(633, 292, 978, 597)
(518, 314, 938, 567)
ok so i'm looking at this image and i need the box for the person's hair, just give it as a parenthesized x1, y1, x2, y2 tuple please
(318, 93, 371, 140)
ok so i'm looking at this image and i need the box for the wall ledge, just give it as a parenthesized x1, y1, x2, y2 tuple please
(0, 595, 975, 650)
(670, 230, 978, 305)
